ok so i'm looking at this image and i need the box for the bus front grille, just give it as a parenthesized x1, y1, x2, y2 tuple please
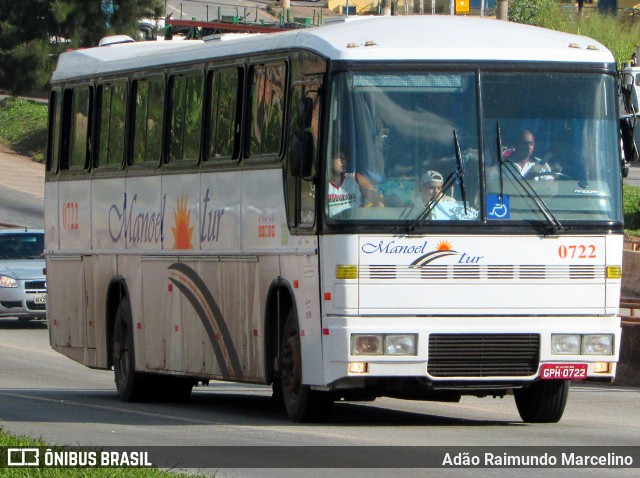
(427, 333, 540, 377)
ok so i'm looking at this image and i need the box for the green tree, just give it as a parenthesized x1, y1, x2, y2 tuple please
(0, 0, 163, 95)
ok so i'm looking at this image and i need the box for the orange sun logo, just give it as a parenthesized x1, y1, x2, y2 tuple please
(436, 240, 452, 251)
(172, 193, 194, 250)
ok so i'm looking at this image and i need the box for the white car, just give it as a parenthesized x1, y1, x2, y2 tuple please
(0, 228, 46, 320)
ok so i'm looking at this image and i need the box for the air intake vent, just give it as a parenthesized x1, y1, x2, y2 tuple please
(427, 334, 540, 377)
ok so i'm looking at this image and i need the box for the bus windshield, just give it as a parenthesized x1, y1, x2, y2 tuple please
(325, 70, 621, 226)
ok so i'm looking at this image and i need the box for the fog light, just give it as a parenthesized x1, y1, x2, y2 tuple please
(581, 334, 613, 355)
(593, 362, 611, 373)
(384, 334, 417, 356)
(551, 334, 581, 355)
(351, 334, 383, 355)
(348, 362, 368, 374)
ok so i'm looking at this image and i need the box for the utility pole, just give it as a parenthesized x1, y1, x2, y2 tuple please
(496, 0, 508, 20)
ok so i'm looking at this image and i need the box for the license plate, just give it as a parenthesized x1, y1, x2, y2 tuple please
(33, 293, 47, 304)
(540, 363, 587, 380)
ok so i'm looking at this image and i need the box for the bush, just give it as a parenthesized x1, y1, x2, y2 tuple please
(624, 184, 640, 234)
(509, 0, 560, 26)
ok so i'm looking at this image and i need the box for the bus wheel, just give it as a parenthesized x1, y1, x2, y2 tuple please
(514, 380, 569, 423)
(113, 297, 149, 402)
(279, 309, 333, 422)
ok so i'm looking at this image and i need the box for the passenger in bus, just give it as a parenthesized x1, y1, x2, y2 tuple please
(327, 152, 384, 216)
(417, 169, 479, 220)
(504, 129, 554, 180)
(419, 170, 455, 205)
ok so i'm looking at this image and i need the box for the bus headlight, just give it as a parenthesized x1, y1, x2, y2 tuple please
(351, 334, 383, 355)
(384, 334, 417, 355)
(551, 334, 581, 355)
(581, 335, 613, 355)
(351, 334, 418, 356)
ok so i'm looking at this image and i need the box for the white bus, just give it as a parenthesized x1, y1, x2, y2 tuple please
(46, 16, 625, 423)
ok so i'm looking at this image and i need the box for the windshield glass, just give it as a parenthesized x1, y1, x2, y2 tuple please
(324, 70, 621, 226)
(0, 233, 44, 259)
(482, 72, 620, 223)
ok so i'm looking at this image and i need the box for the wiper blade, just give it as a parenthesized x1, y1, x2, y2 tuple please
(453, 130, 467, 216)
(497, 122, 505, 203)
(502, 161, 564, 234)
(495, 123, 562, 234)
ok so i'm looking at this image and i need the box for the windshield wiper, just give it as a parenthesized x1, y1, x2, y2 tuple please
(496, 126, 564, 235)
(409, 130, 466, 231)
(454, 130, 468, 216)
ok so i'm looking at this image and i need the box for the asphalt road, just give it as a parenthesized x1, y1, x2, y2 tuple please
(1, 319, 639, 477)
(0, 145, 44, 228)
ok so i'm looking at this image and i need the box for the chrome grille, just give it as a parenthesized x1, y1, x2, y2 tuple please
(427, 334, 540, 377)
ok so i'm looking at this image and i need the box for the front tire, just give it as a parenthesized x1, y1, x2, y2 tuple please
(278, 309, 333, 422)
(514, 380, 569, 423)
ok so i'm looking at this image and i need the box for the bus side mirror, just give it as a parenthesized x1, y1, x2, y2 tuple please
(290, 130, 313, 178)
(621, 71, 639, 114)
(621, 115, 638, 164)
(297, 97, 313, 129)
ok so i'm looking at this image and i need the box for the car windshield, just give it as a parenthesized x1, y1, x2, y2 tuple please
(324, 70, 621, 227)
(0, 233, 44, 259)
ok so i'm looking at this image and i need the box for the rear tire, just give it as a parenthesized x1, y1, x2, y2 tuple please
(514, 380, 569, 423)
(278, 309, 333, 422)
(113, 297, 150, 402)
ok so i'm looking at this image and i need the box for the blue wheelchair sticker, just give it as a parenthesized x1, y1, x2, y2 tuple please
(487, 194, 510, 219)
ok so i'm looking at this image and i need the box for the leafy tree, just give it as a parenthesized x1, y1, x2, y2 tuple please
(0, 0, 163, 95)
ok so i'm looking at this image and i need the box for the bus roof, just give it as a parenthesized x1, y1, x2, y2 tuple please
(52, 16, 614, 83)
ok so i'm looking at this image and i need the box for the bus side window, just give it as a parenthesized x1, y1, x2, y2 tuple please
(47, 89, 62, 173)
(208, 67, 241, 161)
(169, 71, 204, 162)
(249, 62, 286, 157)
(97, 82, 127, 169)
(132, 77, 165, 165)
(62, 86, 92, 171)
(286, 80, 321, 230)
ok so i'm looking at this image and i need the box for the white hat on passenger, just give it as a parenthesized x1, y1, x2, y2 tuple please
(420, 170, 443, 184)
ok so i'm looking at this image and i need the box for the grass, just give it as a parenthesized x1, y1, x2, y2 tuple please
(0, 96, 48, 163)
(0, 428, 208, 477)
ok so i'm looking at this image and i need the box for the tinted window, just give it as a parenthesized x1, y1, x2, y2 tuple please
(98, 82, 127, 167)
(208, 68, 239, 160)
(250, 63, 285, 156)
(169, 72, 204, 162)
(69, 87, 91, 170)
(133, 77, 165, 164)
